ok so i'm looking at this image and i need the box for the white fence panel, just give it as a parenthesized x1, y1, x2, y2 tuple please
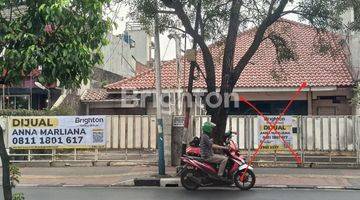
(150, 117, 157, 149)
(105, 116, 112, 149)
(119, 116, 126, 148)
(238, 118, 246, 149)
(305, 117, 313, 150)
(111, 116, 119, 149)
(127, 116, 135, 148)
(102, 115, 158, 150)
(322, 118, 330, 150)
(339, 117, 346, 151)
(253, 117, 259, 149)
(330, 117, 338, 150)
(134, 116, 142, 148)
(142, 116, 149, 149)
(314, 118, 321, 150)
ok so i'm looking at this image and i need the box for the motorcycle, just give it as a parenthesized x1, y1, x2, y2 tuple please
(177, 132, 256, 190)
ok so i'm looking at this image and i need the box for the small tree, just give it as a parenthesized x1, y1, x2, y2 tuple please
(129, 0, 359, 143)
(0, 1, 113, 199)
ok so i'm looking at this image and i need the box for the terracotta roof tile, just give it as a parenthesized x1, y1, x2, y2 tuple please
(106, 20, 354, 91)
(81, 89, 109, 102)
(135, 62, 151, 75)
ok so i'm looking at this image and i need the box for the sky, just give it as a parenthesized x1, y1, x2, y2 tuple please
(110, 3, 300, 61)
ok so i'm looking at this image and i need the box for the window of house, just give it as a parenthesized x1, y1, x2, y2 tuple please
(1, 95, 30, 110)
(318, 96, 347, 104)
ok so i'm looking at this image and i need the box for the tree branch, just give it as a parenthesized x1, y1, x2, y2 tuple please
(230, 0, 289, 88)
(267, 0, 277, 16)
(163, 25, 186, 33)
(161, 0, 216, 92)
(220, 0, 243, 93)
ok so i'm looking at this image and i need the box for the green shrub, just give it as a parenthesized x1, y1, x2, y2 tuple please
(10, 165, 21, 187)
(0, 107, 75, 116)
(13, 193, 25, 200)
(10, 165, 25, 199)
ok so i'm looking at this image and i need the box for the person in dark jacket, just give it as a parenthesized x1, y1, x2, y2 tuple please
(200, 122, 228, 178)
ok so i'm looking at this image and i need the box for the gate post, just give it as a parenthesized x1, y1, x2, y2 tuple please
(246, 117, 251, 159)
(171, 115, 184, 166)
(300, 116, 305, 165)
(163, 115, 173, 166)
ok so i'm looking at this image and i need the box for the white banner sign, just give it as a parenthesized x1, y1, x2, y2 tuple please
(8, 116, 106, 149)
(258, 116, 293, 150)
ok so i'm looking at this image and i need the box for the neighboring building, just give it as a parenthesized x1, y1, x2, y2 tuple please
(78, 23, 152, 114)
(0, 69, 61, 110)
(343, 6, 360, 78)
(82, 20, 355, 116)
(99, 22, 151, 78)
(342, 6, 360, 114)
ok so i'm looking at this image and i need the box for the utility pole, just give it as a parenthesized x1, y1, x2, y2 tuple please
(154, 1, 165, 175)
(168, 34, 183, 115)
(181, 49, 197, 156)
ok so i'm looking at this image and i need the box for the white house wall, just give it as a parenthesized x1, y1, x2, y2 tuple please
(127, 29, 151, 65)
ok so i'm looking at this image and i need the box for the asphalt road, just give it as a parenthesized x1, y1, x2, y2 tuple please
(10, 187, 360, 200)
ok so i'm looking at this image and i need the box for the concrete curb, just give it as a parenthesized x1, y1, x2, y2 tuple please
(133, 178, 360, 190)
(11, 161, 158, 168)
(14, 178, 360, 191)
(134, 178, 160, 187)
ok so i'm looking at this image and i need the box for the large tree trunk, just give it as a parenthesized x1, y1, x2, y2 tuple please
(211, 104, 228, 144)
(0, 126, 12, 200)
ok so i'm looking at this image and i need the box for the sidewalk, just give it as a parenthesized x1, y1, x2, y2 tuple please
(2, 166, 360, 189)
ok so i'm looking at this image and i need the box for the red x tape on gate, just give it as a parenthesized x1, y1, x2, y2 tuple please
(239, 82, 308, 181)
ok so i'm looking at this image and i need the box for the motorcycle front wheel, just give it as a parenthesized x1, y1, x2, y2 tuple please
(180, 168, 200, 191)
(234, 169, 256, 190)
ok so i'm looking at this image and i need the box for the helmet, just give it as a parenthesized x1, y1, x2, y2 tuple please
(202, 122, 216, 135)
(224, 131, 232, 138)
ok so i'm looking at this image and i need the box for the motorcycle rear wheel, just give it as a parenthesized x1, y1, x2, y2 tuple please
(234, 169, 256, 190)
(181, 168, 200, 191)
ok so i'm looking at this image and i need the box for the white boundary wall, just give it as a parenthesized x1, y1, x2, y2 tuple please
(192, 115, 360, 152)
(1, 115, 359, 151)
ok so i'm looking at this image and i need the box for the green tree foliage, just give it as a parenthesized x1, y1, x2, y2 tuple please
(0, 1, 112, 199)
(0, 0, 112, 88)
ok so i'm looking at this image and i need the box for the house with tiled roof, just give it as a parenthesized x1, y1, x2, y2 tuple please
(81, 20, 357, 116)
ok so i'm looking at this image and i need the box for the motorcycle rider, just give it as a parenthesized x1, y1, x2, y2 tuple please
(200, 122, 229, 179)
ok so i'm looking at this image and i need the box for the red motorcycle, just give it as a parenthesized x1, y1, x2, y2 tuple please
(177, 132, 256, 190)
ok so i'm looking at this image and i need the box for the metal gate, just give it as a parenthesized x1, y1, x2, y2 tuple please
(192, 115, 360, 165)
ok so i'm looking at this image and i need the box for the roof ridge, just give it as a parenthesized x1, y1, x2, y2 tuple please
(105, 68, 155, 89)
(208, 18, 341, 49)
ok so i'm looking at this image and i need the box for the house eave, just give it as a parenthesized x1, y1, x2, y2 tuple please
(109, 86, 342, 94)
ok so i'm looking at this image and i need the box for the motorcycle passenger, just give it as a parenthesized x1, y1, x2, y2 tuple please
(200, 122, 229, 178)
